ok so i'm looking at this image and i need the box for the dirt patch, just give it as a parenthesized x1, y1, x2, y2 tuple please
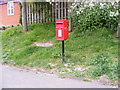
(32, 42, 53, 47)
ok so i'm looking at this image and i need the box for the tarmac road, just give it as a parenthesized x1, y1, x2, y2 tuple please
(0, 65, 117, 88)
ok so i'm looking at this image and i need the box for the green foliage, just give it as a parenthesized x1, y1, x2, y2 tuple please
(86, 53, 118, 80)
(19, 2, 22, 25)
(10, 46, 39, 60)
(3, 27, 22, 36)
(72, 2, 119, 33)
(88, 53, 111, 65)
(74, 71, 84, 77)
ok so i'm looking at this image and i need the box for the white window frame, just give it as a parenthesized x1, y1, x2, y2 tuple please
(7, 1, 14, 15)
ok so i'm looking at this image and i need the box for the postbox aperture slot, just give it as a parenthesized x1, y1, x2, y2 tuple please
(56, 23, 63, 26)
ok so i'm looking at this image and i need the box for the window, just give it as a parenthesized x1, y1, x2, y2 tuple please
(7, 1, 14, 15)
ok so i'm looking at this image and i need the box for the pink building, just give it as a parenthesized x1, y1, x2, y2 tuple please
(0, 1, 20, 26)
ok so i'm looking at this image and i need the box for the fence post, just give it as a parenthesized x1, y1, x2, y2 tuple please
(68, 2, 72, 32)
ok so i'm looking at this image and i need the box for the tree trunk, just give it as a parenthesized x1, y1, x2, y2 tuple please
(21, 1, 28, 32)
(117, 1, 120, 37)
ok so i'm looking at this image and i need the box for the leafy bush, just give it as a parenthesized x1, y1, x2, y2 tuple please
(72, 2, 119, 33)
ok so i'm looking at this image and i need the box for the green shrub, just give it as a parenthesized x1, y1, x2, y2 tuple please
(72, 2, 119, 33)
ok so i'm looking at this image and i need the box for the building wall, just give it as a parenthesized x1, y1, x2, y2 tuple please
(0, 2, 20, 26)
(0, 4, 3, 25)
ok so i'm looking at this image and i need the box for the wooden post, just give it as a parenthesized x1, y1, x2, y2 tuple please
(52, 2, 55, 22)
(61, 2, 63, 19)
(68, 2, 72, 32)
(64, 2, 67, 19)
(117, 1, 120, 37)
(37, 3, 39, 23)
(55, 2, 57, 19)
(26, 4, 29, 24)
(46, 3, 48, 22)
(34, 3, 36, 23)
(29, 4, 31, 24)
(43, 3, 45, 23)
(40, 3, 42, 23)
(58, 2, 60, 19)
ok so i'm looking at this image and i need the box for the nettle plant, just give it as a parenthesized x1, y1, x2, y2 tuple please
(72, 2, 119, 33)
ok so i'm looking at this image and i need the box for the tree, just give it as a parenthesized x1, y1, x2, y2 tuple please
(21, 0, 28, 32)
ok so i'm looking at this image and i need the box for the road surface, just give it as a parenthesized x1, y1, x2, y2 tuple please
(0, 65, 117, 88)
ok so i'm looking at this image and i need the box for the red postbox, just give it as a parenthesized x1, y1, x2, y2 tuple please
(56, 19, 68, 40)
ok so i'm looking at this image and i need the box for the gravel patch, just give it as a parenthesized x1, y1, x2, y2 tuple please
(32, 42, 53, 47)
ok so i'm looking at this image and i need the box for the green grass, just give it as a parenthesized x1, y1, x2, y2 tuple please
(1, 23, 118, 81)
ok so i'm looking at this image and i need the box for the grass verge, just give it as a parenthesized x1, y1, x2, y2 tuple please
(1, 23, 118, 82)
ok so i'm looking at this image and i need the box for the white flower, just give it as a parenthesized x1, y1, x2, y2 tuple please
(76, 11, 80, 14)
(110, 11, 119, 17)
(89, 3, 94, 7)
(110, 11, 114, 17)
(100, 3, 107, 8)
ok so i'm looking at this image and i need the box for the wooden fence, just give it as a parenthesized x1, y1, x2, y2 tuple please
(26, 2, 70, 24)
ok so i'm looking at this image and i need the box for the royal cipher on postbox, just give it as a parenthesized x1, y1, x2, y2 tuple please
(56, 19, 69, 40)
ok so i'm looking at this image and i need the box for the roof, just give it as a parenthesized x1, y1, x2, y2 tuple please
(0, 0, 19, 5)
(0, 1, 7, 4)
